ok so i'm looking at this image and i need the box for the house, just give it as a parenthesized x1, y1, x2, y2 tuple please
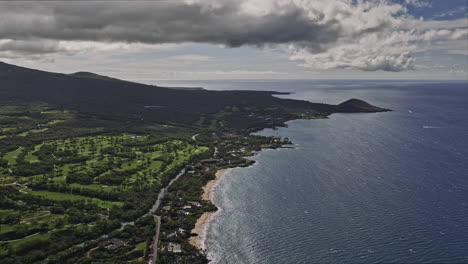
(221, 133, 240, 139)
(218, 161, 230, 166)
(182, 205, 192, 209)
(177, 210, 190, 215)
(162, 206, 171, 211)
(167, 232, 177, 238)
(229, 159, 246, 165)
(107, 238, 125, 250)
(167, 242, 182, 253)
(200, 158, 220, 164)
(178, 228, 185, 234)
(188, 201, 202, 207)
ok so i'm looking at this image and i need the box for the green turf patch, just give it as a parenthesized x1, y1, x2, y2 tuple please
(45, 120, 65, 126)
(3, 147, 23, 166)
(7, 232, 51, 249)
(18, 128, 49, 137)
(135, 241, 147, 251)
(0, 224, 15, 235)
(27, 190, 122, 209)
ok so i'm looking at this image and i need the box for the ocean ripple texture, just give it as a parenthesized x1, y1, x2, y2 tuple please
(157, 80, 468, 263)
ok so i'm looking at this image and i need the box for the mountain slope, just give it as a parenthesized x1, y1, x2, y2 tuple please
(336, 99, 390, 113)
(0, 61, 389, 129)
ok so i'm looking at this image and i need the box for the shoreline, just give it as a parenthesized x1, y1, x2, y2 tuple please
(189, 168, 231, 250)
(188, 147, 293, 251)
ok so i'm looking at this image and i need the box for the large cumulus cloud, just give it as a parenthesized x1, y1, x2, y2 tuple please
(0, 0, 466, 71)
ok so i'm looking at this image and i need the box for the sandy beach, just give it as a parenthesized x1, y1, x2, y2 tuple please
(189, 169, 230, 249)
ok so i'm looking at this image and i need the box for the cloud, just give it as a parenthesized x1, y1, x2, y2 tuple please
(213, 70, 280, 75)
(168, 54, 212, 61)
(404, 0, 431, 8)
(0, 0, 466, 72)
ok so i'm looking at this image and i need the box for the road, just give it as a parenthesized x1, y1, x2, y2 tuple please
(150, 215, 161, 264)
(119, 168, 186, 231)
(66, 169, 187, 260)
(21, 212, 50, 221)
(12, 182, 28, 193)
(149, 169, 186, 264)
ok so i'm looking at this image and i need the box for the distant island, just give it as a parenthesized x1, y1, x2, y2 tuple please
(0, 61, 389, 264)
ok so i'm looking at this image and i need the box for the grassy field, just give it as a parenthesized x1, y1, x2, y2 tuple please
(46, 120, 65, 126)
(0, 127, 16, 133)
(3, 147, 23, 166)
(7, 232, 51, 249)
(27, 190, 122, 209)
(24, 143, 43, 163)
(69, 183, 122, 192)
(18, 128, 49, 137)
(135, 241, 147, 251)
(0, 224, 15, 235)
(1, 116, 210, 262)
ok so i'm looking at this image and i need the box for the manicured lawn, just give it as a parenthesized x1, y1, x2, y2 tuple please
(0, 224, 15, 235)
(3, 147, 23, 166)
(24, 143, 43, 163)
(7, 232, 51, 249)
(70, 183, 122, 192)
(41, 110, 71, 114)
(135, 241, 147, 251)
(1, 215, 56, 236)
(19, 210, 49, 220)
(0, 127, 16, 133)
(0, 209, 19, 219)
(18, 128, 49, 137)
(46, 120, 65, 126)
(28, 190, 122, 209)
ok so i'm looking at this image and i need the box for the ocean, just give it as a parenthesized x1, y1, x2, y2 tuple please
(156, 80, 468, 263)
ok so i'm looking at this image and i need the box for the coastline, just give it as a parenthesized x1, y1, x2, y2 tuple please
(189, 168, 231, 250)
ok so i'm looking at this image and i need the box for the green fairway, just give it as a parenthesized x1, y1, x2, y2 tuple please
(24, 144, 43, 163)
(18, 128, 49, 137)
(28, 190, 122, 209)
(69, 183, 122, 192)
(46, 120, 65, 126)
(0, 209, 19, 218)
(3, 147, 23, 166)
(0, 127, 16, 133)
(135, 241, 147, 251)
(7, 232, 51, 249)
(0, 224, 15, 235)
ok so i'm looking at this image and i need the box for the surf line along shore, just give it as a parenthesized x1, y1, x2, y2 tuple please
(189, 168, 231, 250)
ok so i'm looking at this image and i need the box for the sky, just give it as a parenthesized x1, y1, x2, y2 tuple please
(0, 0, 467, 81)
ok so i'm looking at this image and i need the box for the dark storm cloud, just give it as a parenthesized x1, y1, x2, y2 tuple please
(0, 1, 340, 51)
(0, 0, 464, 71)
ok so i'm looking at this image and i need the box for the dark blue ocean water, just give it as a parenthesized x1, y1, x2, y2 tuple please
(158, 80, 468, 263)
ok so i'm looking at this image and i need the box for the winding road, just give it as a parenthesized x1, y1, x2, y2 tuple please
(148, 169, 186, 264)
(68, 169, 187, 261)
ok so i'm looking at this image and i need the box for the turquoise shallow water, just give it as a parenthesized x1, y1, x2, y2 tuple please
(158, 80, 468, 263)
